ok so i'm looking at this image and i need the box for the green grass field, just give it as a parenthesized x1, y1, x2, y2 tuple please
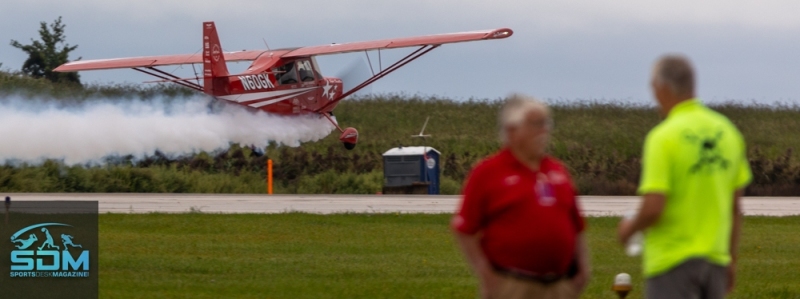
(99, 214, 800, 298)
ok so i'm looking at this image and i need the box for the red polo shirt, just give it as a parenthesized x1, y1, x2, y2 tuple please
(452, 148, 585, 275)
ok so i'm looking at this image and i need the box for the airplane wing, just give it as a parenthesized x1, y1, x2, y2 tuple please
(282, 28, 513, 58)
(54, 28, 512, 71)
(54, 50, 274, 72)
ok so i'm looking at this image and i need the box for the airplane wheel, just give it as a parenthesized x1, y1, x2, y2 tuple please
(343, 142, 356, 150)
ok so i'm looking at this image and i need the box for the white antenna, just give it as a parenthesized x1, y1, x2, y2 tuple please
(411, 116, 432, 138)
(262, 38, 270, 51)
(410, 116, 433, 186)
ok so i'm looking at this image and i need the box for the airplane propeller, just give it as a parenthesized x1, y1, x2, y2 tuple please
(337, 58, 373, 97)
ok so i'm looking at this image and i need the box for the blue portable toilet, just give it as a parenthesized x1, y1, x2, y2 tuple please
(382, 146, 440, 194)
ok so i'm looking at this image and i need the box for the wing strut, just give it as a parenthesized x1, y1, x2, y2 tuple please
(365, 50, 375, 76)
(315, 44, 440, 113)
(133, 67, 203, 91)
(321, 111, 345, 133)
(145, 66, 203, 91)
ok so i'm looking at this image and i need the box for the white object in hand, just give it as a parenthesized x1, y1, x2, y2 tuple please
(624, 210, 642, 257)
(626, 233, 643, 256)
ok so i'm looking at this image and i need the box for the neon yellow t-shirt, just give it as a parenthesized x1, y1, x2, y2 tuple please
(638, 99, 752, 277)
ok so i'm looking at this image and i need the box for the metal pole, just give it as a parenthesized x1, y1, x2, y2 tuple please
(4, 196, 10, 226)
(267, 160, 273, 195)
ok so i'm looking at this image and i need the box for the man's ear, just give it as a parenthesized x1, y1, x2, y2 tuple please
(652, 81, 664, 96)
(654, 82, 674, 104)
(504, 126, 517, 140)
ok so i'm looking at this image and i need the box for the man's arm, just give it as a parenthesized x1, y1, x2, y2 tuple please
(618, 193, 666, 244)
(453, 231, 492, 274)
(572, 233, 591, 292)
(624, 129, 670, 244)
(728, 189, 744, 293)
(730, 189, 743, 263)
(453, 230, 498, 298)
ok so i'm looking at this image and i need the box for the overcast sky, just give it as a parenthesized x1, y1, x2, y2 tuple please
(3, 0, 800, 104)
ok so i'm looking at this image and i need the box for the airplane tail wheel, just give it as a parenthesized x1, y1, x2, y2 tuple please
(343, 142, 356, 150)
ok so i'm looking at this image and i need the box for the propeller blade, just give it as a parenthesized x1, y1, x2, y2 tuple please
(337, 58, 373, 97)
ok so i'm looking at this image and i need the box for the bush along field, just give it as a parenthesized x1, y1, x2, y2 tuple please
(1, 70, 799, 195)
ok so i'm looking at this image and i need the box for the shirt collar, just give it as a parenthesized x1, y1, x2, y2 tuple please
(499, 147, 549, 172)
(667, 98, 702, 119)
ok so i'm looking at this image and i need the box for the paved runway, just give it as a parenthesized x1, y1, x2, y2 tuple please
(2, 194, 800, 216)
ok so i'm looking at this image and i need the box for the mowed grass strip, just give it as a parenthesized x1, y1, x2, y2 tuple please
(99, 214, 800, 299)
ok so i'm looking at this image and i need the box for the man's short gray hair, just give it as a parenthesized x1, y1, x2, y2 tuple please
(652, 54, 695, 97)
(499, 93, 551, 143)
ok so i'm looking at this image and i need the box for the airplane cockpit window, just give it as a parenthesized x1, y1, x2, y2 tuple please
(274, 62, 298, 85)
(296, 60, 317, 82)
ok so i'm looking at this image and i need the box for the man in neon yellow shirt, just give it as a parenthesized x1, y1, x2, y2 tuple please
(618, 54, 752, 299)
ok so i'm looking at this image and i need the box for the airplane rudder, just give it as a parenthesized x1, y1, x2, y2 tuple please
(202, 21, 229, 78)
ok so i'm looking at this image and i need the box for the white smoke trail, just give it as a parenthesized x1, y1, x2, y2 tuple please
(0, 95, 336, 165)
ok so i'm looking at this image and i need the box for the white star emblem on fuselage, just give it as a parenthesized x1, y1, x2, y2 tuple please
(328, 85, 337, 100)
(322, 81, 333, 98)
(321, 80, 337, 100)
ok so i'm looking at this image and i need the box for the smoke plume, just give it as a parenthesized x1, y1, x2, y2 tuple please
(0, 95, 336, 165)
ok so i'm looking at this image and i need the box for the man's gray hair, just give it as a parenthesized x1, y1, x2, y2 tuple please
(652, 54, 695, 97)
(499, 93, 551, 143)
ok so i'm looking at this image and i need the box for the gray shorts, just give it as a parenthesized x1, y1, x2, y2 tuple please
(646, 258, 728, 299)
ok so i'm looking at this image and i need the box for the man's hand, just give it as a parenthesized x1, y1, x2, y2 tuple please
(617, 218, 635, 245)
(478, 265, 501, 299)
(728, 189, 743, 295)
(727, 262, 736, 294)
(618, 193, 666, 246)
(572, 233, 591, 293)
(571, 267, 590, 293)
(453, 230, 499, 298)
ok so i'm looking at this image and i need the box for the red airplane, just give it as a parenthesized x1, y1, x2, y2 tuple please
(55, 22, 513, 150)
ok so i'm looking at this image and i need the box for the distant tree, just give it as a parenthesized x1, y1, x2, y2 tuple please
(10, 16, 81, 85)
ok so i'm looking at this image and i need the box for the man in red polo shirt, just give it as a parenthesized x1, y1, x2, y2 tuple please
(452, 94, 590, 299)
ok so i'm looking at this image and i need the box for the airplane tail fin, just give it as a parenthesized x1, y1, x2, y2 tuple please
(202, 21, 230, 94)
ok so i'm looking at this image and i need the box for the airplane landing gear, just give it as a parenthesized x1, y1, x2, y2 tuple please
(321, 112, 358, 150)
(339, 127, 358, 150)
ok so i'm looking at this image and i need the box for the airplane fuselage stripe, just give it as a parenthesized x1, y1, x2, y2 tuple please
(248, 90, 315, 108)
(217, 87, 317, 103)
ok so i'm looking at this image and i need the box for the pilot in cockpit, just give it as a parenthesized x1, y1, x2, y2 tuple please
(297, 60, 317, 82)
(275, 62, 298, 85)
